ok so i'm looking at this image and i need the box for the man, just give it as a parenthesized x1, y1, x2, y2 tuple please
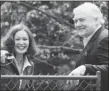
(68, 2, 108, 91)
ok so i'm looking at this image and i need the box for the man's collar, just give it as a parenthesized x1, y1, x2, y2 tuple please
(83, 25, 102, 47)
(88, 24, 101, 40)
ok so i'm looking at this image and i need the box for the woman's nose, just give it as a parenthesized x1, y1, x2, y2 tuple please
(19, 40, 24, 44)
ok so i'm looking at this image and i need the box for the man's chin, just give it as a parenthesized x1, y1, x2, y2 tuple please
(78, 33, 86, 38)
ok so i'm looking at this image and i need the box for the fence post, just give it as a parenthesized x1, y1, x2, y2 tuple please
(96, 71, 101, 91)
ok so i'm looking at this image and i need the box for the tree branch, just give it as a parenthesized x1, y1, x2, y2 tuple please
(16, 1, 74, 28)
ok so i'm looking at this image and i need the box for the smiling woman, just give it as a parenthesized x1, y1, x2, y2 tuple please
(0, 24, 38, 90)
(14, 30, 30, 54)
(1, 23, 57, 90)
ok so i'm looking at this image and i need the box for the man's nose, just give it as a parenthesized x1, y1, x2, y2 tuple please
(75, 24, 82, 30)
(75, 21, 81, 27)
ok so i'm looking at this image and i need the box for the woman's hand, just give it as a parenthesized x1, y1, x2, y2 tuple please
(1, 50, 9, 63)
(1, 50, 14, 64)
(66, 65, 86, 87)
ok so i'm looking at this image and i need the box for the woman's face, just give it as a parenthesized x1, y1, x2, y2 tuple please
(14, 30, 29, 54)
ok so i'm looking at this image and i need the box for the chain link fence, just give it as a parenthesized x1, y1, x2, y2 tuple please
(1, 71, 101, 91)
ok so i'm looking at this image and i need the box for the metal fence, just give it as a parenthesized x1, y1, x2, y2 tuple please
(1, 71, 101, 91)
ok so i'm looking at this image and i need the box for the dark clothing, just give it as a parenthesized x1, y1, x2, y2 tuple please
(75, 27, 108, 91)
(0, 55, 34, 90)
(32, 57, 57, 75)
(0, 55, 57, 90)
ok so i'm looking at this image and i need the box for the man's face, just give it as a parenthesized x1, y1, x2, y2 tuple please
(73, 11, 97, 38)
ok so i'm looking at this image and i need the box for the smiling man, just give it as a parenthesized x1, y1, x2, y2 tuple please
(68, 2, 108, 91)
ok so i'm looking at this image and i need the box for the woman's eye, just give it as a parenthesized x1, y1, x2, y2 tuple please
(23, 38, 28, 41)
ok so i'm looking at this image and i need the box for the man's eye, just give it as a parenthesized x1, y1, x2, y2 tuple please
(15, 39, 20, 41)
(74, 20, 77, 23)
(79, 18, 85, 22)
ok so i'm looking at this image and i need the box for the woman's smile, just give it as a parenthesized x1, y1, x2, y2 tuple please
(17, 45, 27, 50)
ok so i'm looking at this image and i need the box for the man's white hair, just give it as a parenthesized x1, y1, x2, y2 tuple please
(73, 2, 104, 25)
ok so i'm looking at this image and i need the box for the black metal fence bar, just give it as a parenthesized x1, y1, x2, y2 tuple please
(1, 71, 101, 91)
(1, 75, 97, 80)
(96, 71, 101, 91)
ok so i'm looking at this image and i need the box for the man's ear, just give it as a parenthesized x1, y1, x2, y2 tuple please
(94, 16, 97, 20)
(94, 17, 100, 26)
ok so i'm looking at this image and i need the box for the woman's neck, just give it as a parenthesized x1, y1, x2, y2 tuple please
(15, 53, 24, 64)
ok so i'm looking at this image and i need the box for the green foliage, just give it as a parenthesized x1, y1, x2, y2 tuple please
(1, 1, 108, 45)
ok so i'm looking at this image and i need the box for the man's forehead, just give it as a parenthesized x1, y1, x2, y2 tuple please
(73, 14, 86, 20)
(73, 10, 91, 20)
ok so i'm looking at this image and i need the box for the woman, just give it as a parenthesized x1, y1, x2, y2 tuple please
(1, 24, 57, 90)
